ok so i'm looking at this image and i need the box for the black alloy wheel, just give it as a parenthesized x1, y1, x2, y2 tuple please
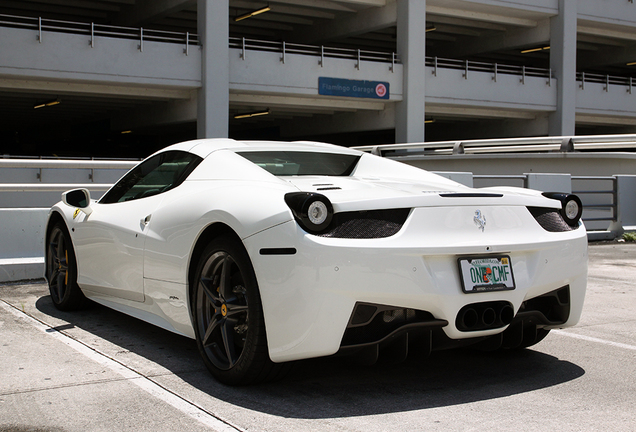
(46, 223, 85, 310)
(193, 235, 287, 385)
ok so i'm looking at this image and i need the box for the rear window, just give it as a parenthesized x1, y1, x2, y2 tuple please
(237, 151, 360, 176)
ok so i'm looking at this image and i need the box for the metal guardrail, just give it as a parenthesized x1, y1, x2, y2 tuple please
(354, 134, 636, 156)
(0, 160, 138, 169)
(578, 72, 635, 94)
(572, 176, 617, 224)
(0, 13, 198, 53)
(0, 184, 112, 192)
(227, 39, 555, 78)
(427, 56, 552, 83)
(0, 12, 396, 66)
(229, 37, 399, 69)
(3, 13, 635, 92)
(0, 159, 137, 188)
(6, 11, 631, 89)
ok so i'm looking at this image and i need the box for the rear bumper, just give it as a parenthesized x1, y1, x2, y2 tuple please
(245, 206, 588, 363)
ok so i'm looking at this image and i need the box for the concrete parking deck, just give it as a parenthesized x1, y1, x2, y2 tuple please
(1, 242, 635, 432)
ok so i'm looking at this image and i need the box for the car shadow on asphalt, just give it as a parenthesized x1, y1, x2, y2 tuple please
(35, 294, 585, 419)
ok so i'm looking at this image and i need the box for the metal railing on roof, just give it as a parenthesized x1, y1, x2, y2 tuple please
(0, 159, 138, 188)
(427, 56, 552, 82)
(0, 13, 198, 51)
(229, 36, 400, 69)
(0, 183, 113, 192)
(354, 134, 636, 156)
(228, 38, 556, 80)
(577, 72, 635, 93)
(1, 154, 141, 161)
(0, 159, 138, 170)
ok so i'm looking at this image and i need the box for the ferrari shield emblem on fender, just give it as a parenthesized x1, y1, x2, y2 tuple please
(73, 208, 81, 219)
(474, 210, 486, 232)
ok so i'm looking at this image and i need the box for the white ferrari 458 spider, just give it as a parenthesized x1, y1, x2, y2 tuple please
(46, 138, 587, 385)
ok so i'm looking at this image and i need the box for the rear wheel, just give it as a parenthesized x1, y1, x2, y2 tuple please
(193, 235, 287, 385)
(46, 223, 85, 311)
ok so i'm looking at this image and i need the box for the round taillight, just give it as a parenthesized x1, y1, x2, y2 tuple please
(285, 192, 334, 233)
(307, 200, 329, 226)
(542, 192, 583, 227)
(561, 194, 583, 226)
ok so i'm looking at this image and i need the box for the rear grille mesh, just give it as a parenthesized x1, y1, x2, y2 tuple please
(527, 207, 575, 232)
(318, 208, 411, 239)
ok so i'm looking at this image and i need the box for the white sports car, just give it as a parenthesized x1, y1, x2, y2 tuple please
(46, 139, 587, 385)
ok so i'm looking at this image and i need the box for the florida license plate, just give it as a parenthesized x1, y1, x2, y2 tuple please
(458, 256, 515, 293)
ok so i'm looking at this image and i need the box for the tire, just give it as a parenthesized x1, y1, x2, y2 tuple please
(46, 223, 86, 311)
(193, 235, 287, 385)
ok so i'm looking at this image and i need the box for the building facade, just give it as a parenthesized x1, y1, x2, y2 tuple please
(1, 0, 636, 156)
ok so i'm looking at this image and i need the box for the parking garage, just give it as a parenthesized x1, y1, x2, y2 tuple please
(1, 0, 636, 158)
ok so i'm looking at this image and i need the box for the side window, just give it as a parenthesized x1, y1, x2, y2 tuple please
(100, 151, 202, 204)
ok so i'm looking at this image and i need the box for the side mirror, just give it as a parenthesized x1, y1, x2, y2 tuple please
(62, 188, 93, 216)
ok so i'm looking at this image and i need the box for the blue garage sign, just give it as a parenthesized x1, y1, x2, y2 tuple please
(318, 77, 390, 100)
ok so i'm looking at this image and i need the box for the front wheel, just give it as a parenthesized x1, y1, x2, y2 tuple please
(193, 235, 287, 385)
(46, 222, 86, 311)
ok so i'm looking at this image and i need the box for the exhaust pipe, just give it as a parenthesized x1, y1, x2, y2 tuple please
(481, 308, 496, 327)
(456, 301, 515, 332)
(499, 304, 514, 325)
(459, 308, 478, 329)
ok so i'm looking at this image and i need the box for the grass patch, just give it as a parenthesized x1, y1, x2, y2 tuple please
(622, 232, 636, 242)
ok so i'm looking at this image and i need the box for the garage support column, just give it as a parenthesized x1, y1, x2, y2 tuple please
(395, 0, 426, 144)
(548, 0, 577, 137)
(197, 0, 229, 138)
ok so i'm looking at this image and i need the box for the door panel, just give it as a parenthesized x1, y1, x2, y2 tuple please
(71, 150, 203, 301)
(73, 196, 162, 302)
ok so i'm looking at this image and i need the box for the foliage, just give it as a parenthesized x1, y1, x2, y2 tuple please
(622, 232, 636, 242)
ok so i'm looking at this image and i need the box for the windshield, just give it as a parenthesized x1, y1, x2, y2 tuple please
(237, 151, 360, 176)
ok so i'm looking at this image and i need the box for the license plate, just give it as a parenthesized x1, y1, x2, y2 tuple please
(458, 255, 515, 293)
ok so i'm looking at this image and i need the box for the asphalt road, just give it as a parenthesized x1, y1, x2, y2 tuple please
(1, 243, 635, 432)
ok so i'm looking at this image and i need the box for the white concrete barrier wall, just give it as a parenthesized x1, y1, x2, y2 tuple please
(0, 208, 48, 282)
(526, 173, 572, 193)
(432, 171, 473, 187)
(615, 175, 636, 232)
(0, 160, 133, 281)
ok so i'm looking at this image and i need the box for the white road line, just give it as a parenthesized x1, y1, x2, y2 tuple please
(0, 300, 243, 432)
(554, 329, 636, 351)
